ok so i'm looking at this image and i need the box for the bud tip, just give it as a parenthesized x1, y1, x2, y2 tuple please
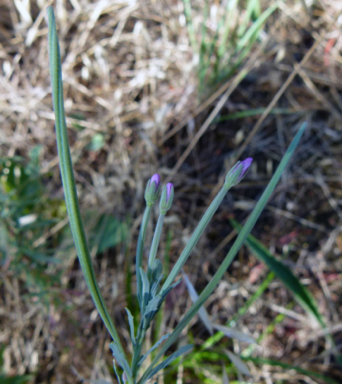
(151, 173, 161, 191)
(240, 157, 253, 178)
(166, 183, 173, 202)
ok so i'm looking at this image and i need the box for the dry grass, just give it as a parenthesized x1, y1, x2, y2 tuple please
(1, 0, 342, 383)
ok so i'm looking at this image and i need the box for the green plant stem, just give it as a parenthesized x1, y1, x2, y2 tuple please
(161, 186, 229, 293)
(136, 206, 152, 306)
(147, 213, 165, 280)
(47, 7, 132, 383)
(131, 322, 148, 380)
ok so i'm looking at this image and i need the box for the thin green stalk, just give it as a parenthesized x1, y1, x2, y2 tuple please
(133, 212, 165, 376)
(139, 123, 306, 384)
(161, 186, 229, 293)
(237, 0, 261, 38)
(47, 7, 132, 383)
(136, 206, 152, 306)
(147, 213, 165, 280)
(236, 2, 278, 52)
(131, 327, 145, 379)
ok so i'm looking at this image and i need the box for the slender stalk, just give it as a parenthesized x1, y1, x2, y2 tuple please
(47, 7, 132, 383)
(136, 206, 152, 306)
(147, 213, 165, 280)
(161, 186, 228, 292)
(131, 325, 146, 380)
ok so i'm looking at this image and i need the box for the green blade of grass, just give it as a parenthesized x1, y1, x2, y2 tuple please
(47, 7, 132, 382)
(139, 123, 307, 384)
(216, 108, 306, 122)
(230, 219, 325, 328)
(232, 219, 342, 365)
(236, 2, 278, 52)
(237, 0, 261, 38)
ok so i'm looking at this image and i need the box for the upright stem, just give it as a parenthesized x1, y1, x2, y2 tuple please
(131, 323, 147, 380)
(161, 187, 228, 292)
(136, 206, 152, 307)
(147, 213, 165, 280)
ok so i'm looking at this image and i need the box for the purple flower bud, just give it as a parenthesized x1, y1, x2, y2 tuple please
(150, 173, 161, 192)
(145, 173, 161, 206)
(240, 157, 253, 179)
(225, 157, 253, 188)
(160, 183, 174, 214)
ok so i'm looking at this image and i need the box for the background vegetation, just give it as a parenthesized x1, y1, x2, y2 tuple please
(0, 0, 342, 383)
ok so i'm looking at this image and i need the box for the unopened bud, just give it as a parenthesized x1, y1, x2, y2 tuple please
(159, 183, 174, 214)
(145, 174, 161, 207)
(224, 158, 253, 189)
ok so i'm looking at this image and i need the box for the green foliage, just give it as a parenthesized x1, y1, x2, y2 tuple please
(0, 147, 65, 300)
(232, 221, 342, 365)
(183, 0, 278, 93)
(88, 213, 129, 254)
(0, 376, 32, 384)
(231, 219, 325, 327)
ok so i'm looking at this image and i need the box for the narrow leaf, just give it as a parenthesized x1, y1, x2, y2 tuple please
(140, 267, 150, 309)
(139, 333, 170, 367)
(222, 366, 230, 384)
(231, 219, 325, 328)
(125, 308, 136, 345)
(225, 350, 250, 376)
(152, 259, 163, 281)
(144, 344, 193, 383)
(236, 2, 278, 51)
(47, 8, 131, 380)
(182, 270, 213, 334)
(143, 295, 162, 327)
(113, 360, 123, 384)
(212, 324, 256, 344)
(109, 342, 132, 379)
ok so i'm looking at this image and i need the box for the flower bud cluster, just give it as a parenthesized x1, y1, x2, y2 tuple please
(145, 158, 252, 214)
(144, 174, 174, 213)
